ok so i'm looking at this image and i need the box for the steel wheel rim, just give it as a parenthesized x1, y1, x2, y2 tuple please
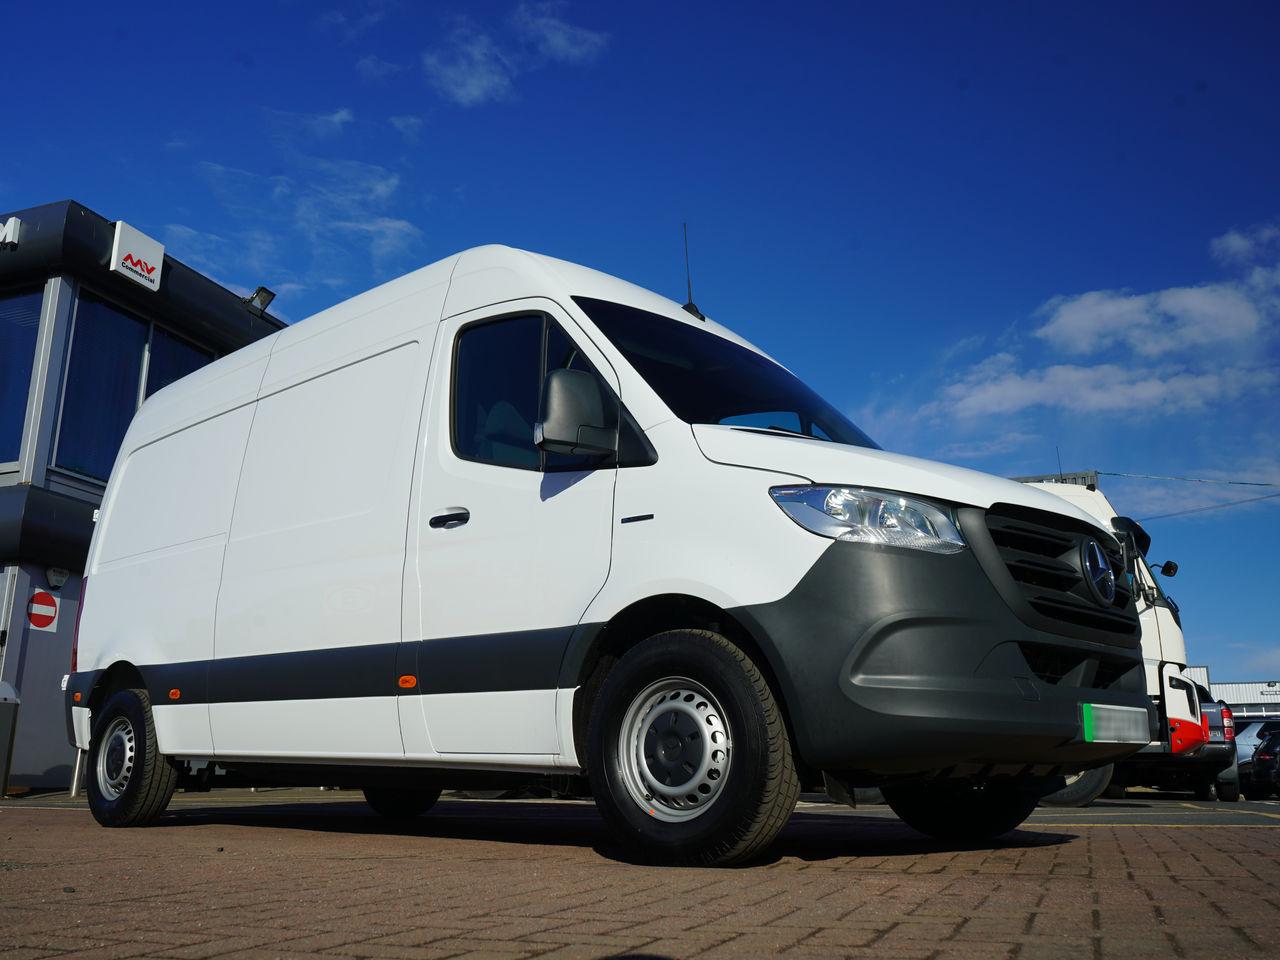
(97, 716, 136, 801)
(617, 677, 731, 823)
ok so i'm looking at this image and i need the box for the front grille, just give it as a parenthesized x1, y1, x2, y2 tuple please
(985, 504, 1138, 637)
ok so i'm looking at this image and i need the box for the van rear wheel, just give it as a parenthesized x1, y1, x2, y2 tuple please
(1038, 764, 1113, 807)
(86, 688, 179, 827)
(588, 629, 799, 866)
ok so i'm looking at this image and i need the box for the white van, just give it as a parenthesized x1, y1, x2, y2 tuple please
(64, 246, 1155, 864)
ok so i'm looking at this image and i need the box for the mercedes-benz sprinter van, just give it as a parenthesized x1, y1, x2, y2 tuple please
(64, 246, 1155, 864)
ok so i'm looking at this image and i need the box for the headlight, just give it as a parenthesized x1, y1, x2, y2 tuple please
(770, 485, 966, 554)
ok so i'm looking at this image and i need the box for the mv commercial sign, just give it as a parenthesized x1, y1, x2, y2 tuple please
(109, 220, 164, 292)
(0, 215, 20, 247)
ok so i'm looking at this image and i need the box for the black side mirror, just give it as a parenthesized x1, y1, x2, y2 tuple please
(1155, 560, 1178, 578)
(534, 368, 616, 457)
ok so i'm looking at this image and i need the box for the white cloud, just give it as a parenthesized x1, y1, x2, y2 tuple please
(510, 2, 608, 63)
(262, 107, 357, 144)
(421, 5, 608, 107)
(1244, 645, 1280, 675)
(935, 432, 1041, 460)
(356, 55, 404, 82)
(928, 356, 1273, 419)
(1034, 284, 1260, 357)
(314, 3, 394, 42)
(423, 28, 515, 106)
(193, 153, 420, 302)
(1211, 221, 1280, 265)
(308, 107, 355, 138)
(390, 115, 425, 141)
(329, 217, 423, 264)
(162, 223, 227, 276)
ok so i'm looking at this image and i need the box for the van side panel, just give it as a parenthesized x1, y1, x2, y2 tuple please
(211, 341, 426, 759)
(86, 403, 259, 755)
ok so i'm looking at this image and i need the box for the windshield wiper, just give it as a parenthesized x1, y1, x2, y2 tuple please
(727, 424, 829, 442)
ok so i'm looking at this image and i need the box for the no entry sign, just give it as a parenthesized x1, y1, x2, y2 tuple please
(28, 590, 59, 631)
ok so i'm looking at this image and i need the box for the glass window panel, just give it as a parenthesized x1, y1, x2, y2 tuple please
(146, 326, 213, 396)
(452, 315, 542, 469)
(574, 296, 878, 449)
(0, 289, 43, 462)
(55, 294, 147, 481)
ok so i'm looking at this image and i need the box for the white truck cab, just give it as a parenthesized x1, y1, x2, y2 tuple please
(65, 247, 1155, 864)
(1025, 478, 1225, 804)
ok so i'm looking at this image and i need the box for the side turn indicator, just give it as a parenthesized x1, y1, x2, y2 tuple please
(398, 675, 418, 689)
(168, 689, 181, 701)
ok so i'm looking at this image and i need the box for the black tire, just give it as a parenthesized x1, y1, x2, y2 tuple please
(1038, 764, 1114, 807)
(588, 629, 799, 866)
(1244, 782, 1270, 801)
(883, 779, 1039, 841)
(86, 688, 179, 827)
(363, 786, 442, 818)
(1218, 778, 1241, 803)
(1194, 779, 1218, 802)
(1102, 780, 1127, 799)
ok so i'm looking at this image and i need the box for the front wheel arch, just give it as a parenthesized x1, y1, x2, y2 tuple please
(568, 595, 803, 776)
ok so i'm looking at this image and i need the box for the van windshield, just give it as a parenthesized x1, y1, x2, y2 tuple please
(573, 297, 878, 449)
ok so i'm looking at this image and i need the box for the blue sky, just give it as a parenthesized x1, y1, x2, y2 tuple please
(5, 1, 1278, 683)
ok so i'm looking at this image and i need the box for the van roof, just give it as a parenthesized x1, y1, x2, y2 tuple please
(119, 245, 764, 455)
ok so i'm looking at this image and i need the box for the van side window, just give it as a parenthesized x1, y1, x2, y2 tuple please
(452, 313, 648, 472)
(453, 315, 543, 469)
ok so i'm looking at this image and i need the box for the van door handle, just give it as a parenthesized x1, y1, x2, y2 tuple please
(429, 508, 470, 529)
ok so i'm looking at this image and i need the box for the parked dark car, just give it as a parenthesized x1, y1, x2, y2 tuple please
(1247, 730, 1280, 801)
(1237, 720, 1280, 800)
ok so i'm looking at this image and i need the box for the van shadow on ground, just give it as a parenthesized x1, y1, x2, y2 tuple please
(156, 797, 1077, 867)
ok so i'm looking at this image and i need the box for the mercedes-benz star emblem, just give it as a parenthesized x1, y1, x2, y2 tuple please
(1083, 539, 1117, 604)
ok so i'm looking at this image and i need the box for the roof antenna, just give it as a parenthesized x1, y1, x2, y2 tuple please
(1056, 445, 1065, 482)
(682, 223, 706, 320)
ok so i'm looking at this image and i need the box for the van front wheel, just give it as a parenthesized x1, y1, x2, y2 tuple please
(588, 629, 799, 866)
(86, 688, 179, 827)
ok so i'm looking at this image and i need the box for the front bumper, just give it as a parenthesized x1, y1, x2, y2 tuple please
(732, 535, 1156, 777)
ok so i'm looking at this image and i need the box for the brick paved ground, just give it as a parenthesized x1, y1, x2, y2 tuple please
(2, 794, 1278, 959)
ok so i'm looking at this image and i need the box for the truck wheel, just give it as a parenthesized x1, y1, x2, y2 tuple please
(363, 786, 441, 818)
(1038, 764, 1114, 807)
(86, 688, 179, 827)
(588, 629, 799, 866)
(1217, 779, 1241, 803)
(883, 779, 1038, 841)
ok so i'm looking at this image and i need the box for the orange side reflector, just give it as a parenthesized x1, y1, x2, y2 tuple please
(398, 675, 418, 689)
(73, 692, 82, 703)
(168, 689, 181, 700)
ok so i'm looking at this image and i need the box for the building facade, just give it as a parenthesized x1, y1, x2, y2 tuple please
(1, 200, 283, 788)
